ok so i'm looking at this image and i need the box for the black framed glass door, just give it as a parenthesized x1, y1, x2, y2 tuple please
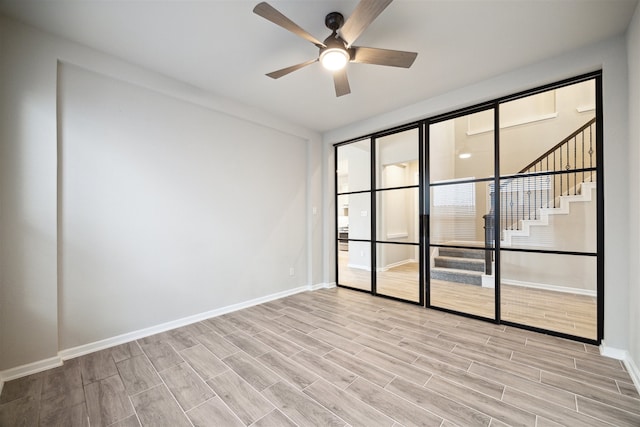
(335, 126, 423, 304)
(336, 139, 372, 292)
(495, 77, 601, 340)
(426, 107, 497, 320)
(374, 127, 422, 303)
(335, 72, 603, 344)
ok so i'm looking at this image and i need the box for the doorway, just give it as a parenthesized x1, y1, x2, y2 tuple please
(335, 72, 602, 343)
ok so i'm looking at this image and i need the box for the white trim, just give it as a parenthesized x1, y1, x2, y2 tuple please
(347, 263, 371, 271)
(576, 105, 595, 113)
(502, 279, 596, 297)
(309, 282, 336, 291)
(58, 284, 314, 361)
(386, 232, 409, 239)
(2, 284, 333, 385)
(599, 341, 628, 360)
(599, 342, 640, 395)
(624, 355, 640, 394)
(377, 258, 416, 272)
(466, 112, 559, 136)
(0, 356, 63, 389)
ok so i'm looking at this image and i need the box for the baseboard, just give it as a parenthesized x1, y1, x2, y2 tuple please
(2, 282, 335, 388)
(347, 263, 371, 271)
(377, 259, 417, 272)
(1, 284, 323, 387)
(59, 283, 318, 361)
(502, 279, 597, 297)
(309, 282, 336, 290)
(600, 342, 640, 394)
(624, 355, 640, 394)
(0, 356, 63, 391)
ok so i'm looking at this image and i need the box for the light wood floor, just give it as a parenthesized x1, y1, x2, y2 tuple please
(1, 287, 637, 426)
(339, 253, 597, 339)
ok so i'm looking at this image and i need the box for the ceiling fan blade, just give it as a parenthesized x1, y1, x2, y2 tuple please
(266, 58, 318, 79)
(333, 69, 351, 97)
(352, 46, 417, 68)
(253, 2, 325, 47)
(340, 0, 393, 46)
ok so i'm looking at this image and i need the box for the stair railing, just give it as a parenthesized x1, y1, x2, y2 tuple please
(483, 117, 597, 273)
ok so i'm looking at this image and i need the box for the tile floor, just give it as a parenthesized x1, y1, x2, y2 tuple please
(0, 287, 638, 426)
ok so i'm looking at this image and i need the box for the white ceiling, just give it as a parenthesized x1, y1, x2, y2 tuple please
(0, 0, 637, 133)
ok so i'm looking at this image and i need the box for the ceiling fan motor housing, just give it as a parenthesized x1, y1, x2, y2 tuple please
(320, 34, 354, 60)
(325, 11, 344, 31)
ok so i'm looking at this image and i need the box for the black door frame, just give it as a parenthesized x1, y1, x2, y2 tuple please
(334, 71, 604, 345)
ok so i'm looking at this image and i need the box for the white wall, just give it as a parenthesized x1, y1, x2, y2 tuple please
(58, 63, 308, 349)
(324, 35, 631, 352)
(626, 2, 640, 379)
(0, 16, 322, 374)
(0, 16, 60, 372)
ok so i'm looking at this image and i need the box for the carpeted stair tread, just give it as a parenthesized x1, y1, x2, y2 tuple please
(431, 267, 483, 286)
(438, 247, 486, 259)
(434, 256, 485, 272)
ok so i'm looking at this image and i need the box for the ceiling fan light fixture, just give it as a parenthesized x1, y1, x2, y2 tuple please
(320, 47, 349, 71)
(253, 1, 418, 96)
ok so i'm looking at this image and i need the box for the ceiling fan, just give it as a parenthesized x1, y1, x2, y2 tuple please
(253, 0, 418, 97)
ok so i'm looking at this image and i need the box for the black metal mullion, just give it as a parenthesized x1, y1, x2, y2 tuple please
(334, 145, 339, 288)
(501, 320, 599, 345)
(595, 74, 604, 343)
(370, 137, 376, 296)
(494, 103, 501, 324)
(424, 120, 431, 309)
(418, 122, 426, 306)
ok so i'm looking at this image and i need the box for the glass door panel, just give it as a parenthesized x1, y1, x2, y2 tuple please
(337, 139, 371, 193)
(374, 128, 421, 303)
(499, 79, 595, 175)
(336, 139, 372, 292)
(497, 174, 596, 253)
(428, 110, 496, 319)
(429, 247, 495, 319)
(430, 181, 493, 246)
(341, 192, 371, 241)
(498, 78, 599, 340)
(501, 251, 597, 340)
(338, 242, 372, 292)
(429, 113, 495, 182)
(377, 188, 419, 244)
(376, 243, 420, 302)
(337, 192, 372, 291)
(376, 128, 419, 189)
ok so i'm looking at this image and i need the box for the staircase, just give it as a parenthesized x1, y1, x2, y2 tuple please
(501, 180, 595, 247)
(430, 118, 597, 287)
(431, 247, 486, 286)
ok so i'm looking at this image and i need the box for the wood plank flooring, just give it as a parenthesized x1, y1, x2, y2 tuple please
(1, 287, 638, 427)
(339, 252, 597, 339)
